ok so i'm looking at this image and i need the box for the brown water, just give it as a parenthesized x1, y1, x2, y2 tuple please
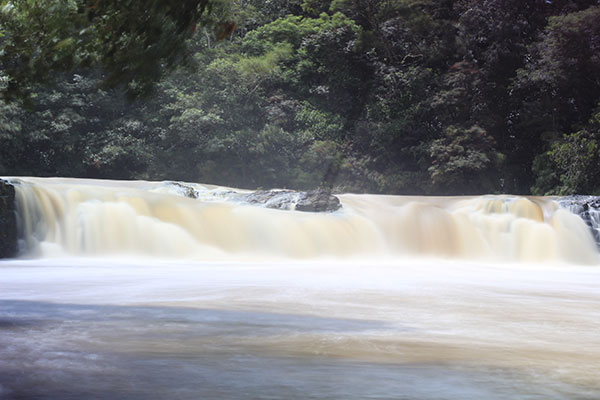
(9, 177, 599, 263)
(1, 178, 600, 399)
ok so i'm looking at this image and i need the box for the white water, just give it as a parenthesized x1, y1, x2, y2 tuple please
(8, 177, 600, 264)
(1, 177, 600, 399)
(1, 258, 600, 399)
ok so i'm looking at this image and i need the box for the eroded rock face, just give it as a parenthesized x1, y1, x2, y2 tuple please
(0, 179, 17, 258)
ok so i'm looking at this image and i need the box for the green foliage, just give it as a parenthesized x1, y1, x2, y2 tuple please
(532, 105, 600, 195)
(294, 102, 344, 140)
(236, 43, 293, 90)
(84, 119, 153, 179)
(543, 130, 600, 195)
(515, 6, 600, 129)
(428, 125, 503, 194)
(294, 140, 343, 189)
(0, 71, 156, 178)
(512, 5, 600, 193)
(0, 0, 211, 99)
(530, 153, 559, 196)
(242, 12, 359, 54)
(3, 0, 600, 195)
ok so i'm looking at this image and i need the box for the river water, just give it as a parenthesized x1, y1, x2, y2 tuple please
(2, 258, 600, 399)
(1, 178, 600, 399)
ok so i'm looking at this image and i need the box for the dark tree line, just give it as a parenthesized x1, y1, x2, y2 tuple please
(2, 0, 600, 194)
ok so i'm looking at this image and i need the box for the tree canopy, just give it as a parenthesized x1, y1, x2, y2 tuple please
(2, 0, 600, 195)
(0, 0, 211, 98)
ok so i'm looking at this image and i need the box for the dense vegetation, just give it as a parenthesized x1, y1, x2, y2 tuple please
(2, 0, 600, 195)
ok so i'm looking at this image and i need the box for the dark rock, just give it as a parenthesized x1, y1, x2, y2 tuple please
(558, 195, 600, 249)
(0, 179, 17, 258)
(295, 190, 342, 212)
(167, 181, 199, 199)
(241, 189, 341, 212)
(244, 190, 299, 210)
(163, 181, 343, 213)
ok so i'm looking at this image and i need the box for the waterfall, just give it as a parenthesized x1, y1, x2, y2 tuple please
(7, 177, 600, 264)
(557, 196, 600, 249)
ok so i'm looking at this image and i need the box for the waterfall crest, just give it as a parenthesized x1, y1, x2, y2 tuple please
(9, 177, 599, 264)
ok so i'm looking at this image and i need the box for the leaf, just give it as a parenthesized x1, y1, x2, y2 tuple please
(54, 37, 74, 50)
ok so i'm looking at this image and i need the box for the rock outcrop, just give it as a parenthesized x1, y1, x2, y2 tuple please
(295, 190, 342, 212)
(558, 195, 600, 248)
(0, 179, 17, 258)
(161, 180, 343, 213)
(243, 189, 341, 212)
(244, 190, 299, 210)
(165, 181, 200, 199)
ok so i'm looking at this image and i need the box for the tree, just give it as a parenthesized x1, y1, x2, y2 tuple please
(515, 5, 600, 193)
(0, 70, 156, 178)
(3, 0, 600, 195)
(516, 5, 600, 130)
(532, 104, 600, 195)
(0, 0, 212, 99)
(428, 125, 503, 194)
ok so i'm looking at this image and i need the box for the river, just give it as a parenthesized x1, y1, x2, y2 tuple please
(1, 178, 599, 399)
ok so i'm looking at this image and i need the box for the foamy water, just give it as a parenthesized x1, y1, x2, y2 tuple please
(2, 177, 600, 399)
(8, 177, 600, 263)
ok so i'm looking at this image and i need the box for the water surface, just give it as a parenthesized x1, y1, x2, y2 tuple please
(1, 258, 599, 399)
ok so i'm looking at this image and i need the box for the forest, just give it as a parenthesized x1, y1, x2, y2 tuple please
(1, 0, 600, 195)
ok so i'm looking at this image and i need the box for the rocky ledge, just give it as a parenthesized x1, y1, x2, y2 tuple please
(0, 179, 17, 258)
(557, 196, 600, 248)
(244, 189, 342, 212)
(164, 182, 342, 213)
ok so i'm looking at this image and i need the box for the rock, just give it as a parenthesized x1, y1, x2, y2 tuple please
(160, 182, 342, 213)
(244, 190, 299, 210)
(0, 179, 17, 258)
(557, 195, 600, 249)
(295, 190, 342, 212)
(242, 189, 341, 212)
(166, 181, 199, 199)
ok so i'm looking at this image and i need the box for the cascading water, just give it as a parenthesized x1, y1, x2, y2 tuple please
(557, 196, 600, 249)
(3, 177, 600, 400)
(7, 177, 599, 264)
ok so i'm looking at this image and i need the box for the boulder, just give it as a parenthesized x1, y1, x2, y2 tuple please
(0, 179, 17, 258)
(167, 181, 199, 199)
(244, 190, 299, 210)
(243, 189, 341, 212)
(295, 190, 342, 212)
